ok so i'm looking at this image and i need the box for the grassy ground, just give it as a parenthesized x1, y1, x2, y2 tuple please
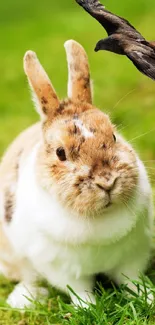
(0, 0, 155, 324)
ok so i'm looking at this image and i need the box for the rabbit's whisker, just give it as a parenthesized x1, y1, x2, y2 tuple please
(112, 89, 136, 111)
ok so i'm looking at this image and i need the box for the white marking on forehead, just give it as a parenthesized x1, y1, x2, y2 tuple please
(75, 120, 94, 138)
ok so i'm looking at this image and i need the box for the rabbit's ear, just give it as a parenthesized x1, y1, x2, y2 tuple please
(64, 40, 92, 104)
(24, 51, 60, 120)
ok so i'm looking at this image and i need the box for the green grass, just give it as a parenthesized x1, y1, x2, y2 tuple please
(1, 0, 155, 323)
(1, 277, 155, 325)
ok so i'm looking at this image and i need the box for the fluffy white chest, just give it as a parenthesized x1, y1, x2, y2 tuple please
(25, 237, 128, 280)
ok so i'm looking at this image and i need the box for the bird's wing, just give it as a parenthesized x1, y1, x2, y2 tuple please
(126, 51, 155, 80)
(75, 0, 144, 40)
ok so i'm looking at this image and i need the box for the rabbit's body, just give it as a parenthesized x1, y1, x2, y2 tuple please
(0, 41, 153, 308)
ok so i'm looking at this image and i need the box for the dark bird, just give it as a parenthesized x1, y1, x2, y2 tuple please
(75, 0, 155, 80)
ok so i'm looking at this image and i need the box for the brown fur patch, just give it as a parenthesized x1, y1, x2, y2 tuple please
(4, 150, 22, 222)
(5, 191, 14, 223)
(41, 96, 48, 105)
(55, 99, 74, 116)
(42, 106, 48, 115)
(68, 123, 81, 136)
(43, 99, 93, 131)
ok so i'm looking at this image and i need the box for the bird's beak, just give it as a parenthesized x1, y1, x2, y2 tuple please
(94, 45, 99, 52)
(94, 40, 103, 52)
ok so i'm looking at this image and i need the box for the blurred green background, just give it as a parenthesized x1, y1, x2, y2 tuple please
(0, 0, 155, 174)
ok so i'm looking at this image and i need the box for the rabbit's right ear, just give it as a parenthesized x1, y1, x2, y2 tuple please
(24, 51, 60, 121)
(64, 40, 92, 104)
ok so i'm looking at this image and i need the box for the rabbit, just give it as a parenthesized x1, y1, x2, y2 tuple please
(0, 39, 154, 309)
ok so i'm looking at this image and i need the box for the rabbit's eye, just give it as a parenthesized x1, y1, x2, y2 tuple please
(56, 147, 66, 161)
(113, 134, 116, 142)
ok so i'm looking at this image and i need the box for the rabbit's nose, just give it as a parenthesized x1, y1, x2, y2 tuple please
(96, 177, 118, 192)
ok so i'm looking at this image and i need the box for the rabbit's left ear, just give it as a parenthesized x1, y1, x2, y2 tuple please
(64, 40, 92, 104)
(24, 51, 60, 120)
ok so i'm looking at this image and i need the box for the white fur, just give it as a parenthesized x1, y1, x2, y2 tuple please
(66, 65, 73, 99)
(7, 282, 48, 309)
(64, 40, 75, 99)
(75, 120, 94, 138)
(31, 89, 46, 121)
(7, 283, 36, 309)
(3, 142, 153, 307)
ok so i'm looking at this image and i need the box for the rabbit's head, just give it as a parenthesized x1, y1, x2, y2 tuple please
(24, 40, 138, 217)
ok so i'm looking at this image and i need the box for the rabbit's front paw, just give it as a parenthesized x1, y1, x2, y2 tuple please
(7, 282, 48, 309)
(7, 282, 36, 309)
